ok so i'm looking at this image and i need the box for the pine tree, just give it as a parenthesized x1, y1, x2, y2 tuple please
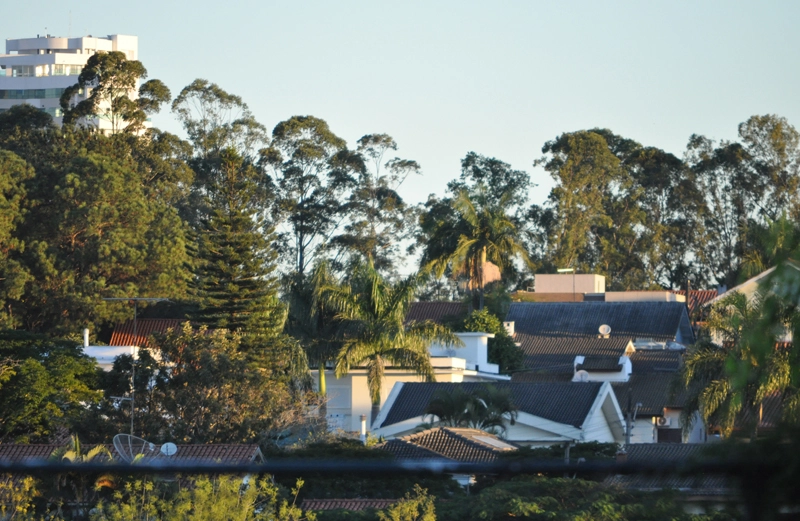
(192, 148, 285, 343)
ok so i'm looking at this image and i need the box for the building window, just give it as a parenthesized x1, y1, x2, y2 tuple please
(10, 66, 35, 77)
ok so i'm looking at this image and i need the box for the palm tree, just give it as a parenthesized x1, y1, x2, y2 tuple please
(424, 188, 529, 310)
(286, 260, 341, 413)
(322, 260, 462, 424)
(423, 384, 518, 436)
(48, 435, 114, 518)
(679, 290, 795, 438)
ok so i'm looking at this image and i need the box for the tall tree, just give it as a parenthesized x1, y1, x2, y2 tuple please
(191, 147, 285, 345)
(321, 260, 461, 423)
(330, 133, 419, 274)
(417, 152, 531, 303)
(60, 51, 170, 134)
(423, 188, 529, 310)
(265, 116, 354, 277)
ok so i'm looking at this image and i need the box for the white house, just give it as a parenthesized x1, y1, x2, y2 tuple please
(319, 332, 510, 432)
(373, 381, 626, 446)
(0, 33, 139, 131)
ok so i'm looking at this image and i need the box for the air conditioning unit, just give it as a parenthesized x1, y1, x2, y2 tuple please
(655, 416, 671, 427)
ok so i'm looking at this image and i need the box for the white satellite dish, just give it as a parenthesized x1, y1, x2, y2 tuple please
(113, 434, 161, 464)
(160, 442, 178, 457)
(574, 370, 590, 382)
(598, 324, 611, 336)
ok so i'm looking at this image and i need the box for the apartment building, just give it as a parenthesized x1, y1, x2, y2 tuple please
(0, 34, 138, 131)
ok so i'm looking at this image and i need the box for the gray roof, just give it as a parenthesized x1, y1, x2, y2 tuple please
(514, 334, 630, 374)
(577, 356, 623, 372)
(612, 374, 688, 416)
(379, 382, 604, 429)
(605, 444, 731, 495)
(506, 302, 694, 344)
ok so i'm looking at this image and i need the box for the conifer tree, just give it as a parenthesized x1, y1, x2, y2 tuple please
(192, 148, 285, 344)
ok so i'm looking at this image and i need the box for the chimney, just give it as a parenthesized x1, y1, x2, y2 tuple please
(360, 414, 367, 445)
(616, 450, 628, 464)
(503, 321, 515, 336)
(83, 328, 89, 348)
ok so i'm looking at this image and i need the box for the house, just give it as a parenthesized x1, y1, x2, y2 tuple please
(82, 318, 184, 371)
(0, 34, 140, 130)
(506, 301, 695, 347)
(322, 331, 510, 432)
(372, 381, 625, 446)
(506, 301, 705, 444)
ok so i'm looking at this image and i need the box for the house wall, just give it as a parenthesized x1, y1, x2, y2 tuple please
(630, 418, 656, 443)
(321, 368, 491, 432)
(534, 274, 605, 294)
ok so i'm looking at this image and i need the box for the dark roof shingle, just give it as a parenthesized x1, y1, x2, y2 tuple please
(302, 499, 398, 511)
(379, 382, 603, 429)
(515, 335, 631, 374)
(405, 302, 466, 325)
(506, 302, 694, 344)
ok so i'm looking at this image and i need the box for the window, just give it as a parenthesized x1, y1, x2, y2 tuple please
(11, 66, 34, 77)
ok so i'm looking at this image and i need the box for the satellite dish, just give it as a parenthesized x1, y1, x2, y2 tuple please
(160, 442, 178, 457)
(113, 434, 161, 464)
(574, 370, 590, 382)
(598, 324, 611, 336)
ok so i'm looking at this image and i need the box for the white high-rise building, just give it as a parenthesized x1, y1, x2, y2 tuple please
(0, 34, 138, 131)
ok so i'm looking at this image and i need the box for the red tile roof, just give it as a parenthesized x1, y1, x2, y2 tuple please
(109, 319, 186, 347)
(669, 289, 718, 314)
(302, 499, 398, 511)
(405, 302, 466, 325)
(0, 443, 263, 465)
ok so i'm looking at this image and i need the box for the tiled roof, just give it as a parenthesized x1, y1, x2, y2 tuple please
(506, 302, 694, 344)
(605, 444, 730, 494)
(628, 349, 683, 373)
(379, 382, 603, 429)
(0, 444, 59, 462)
(302, 499, 398, 511)
(612, 374, 687, 416)
(0, 443, 262, 465)
(669, 289, 718, 314)
(515, 335, 631, 374)
(511, 373, 574, 383)
(576, 356, 623, 372)
(377, 427, 515, 463)
(109, 319, 186, 347)
(405, 302, 466, 325)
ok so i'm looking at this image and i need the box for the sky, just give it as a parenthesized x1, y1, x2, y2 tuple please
(3, 1, 800, 206)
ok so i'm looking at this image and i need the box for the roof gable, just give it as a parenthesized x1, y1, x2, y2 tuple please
(378, 382, 604, 429)
(506, 302, 694, 344)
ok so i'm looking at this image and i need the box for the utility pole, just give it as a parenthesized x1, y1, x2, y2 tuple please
(103, 297, 168, 436)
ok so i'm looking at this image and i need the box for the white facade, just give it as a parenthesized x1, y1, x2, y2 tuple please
(319, 332, 509, 432)
(0, 34, 138, 130)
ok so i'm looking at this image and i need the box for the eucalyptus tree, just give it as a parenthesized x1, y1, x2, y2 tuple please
(330, 133, 419, 274)
(321, 260, 461, 423)
(264, 115, 355, 277)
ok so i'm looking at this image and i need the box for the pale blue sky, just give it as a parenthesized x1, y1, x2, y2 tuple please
(4, 1, 799, 205)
